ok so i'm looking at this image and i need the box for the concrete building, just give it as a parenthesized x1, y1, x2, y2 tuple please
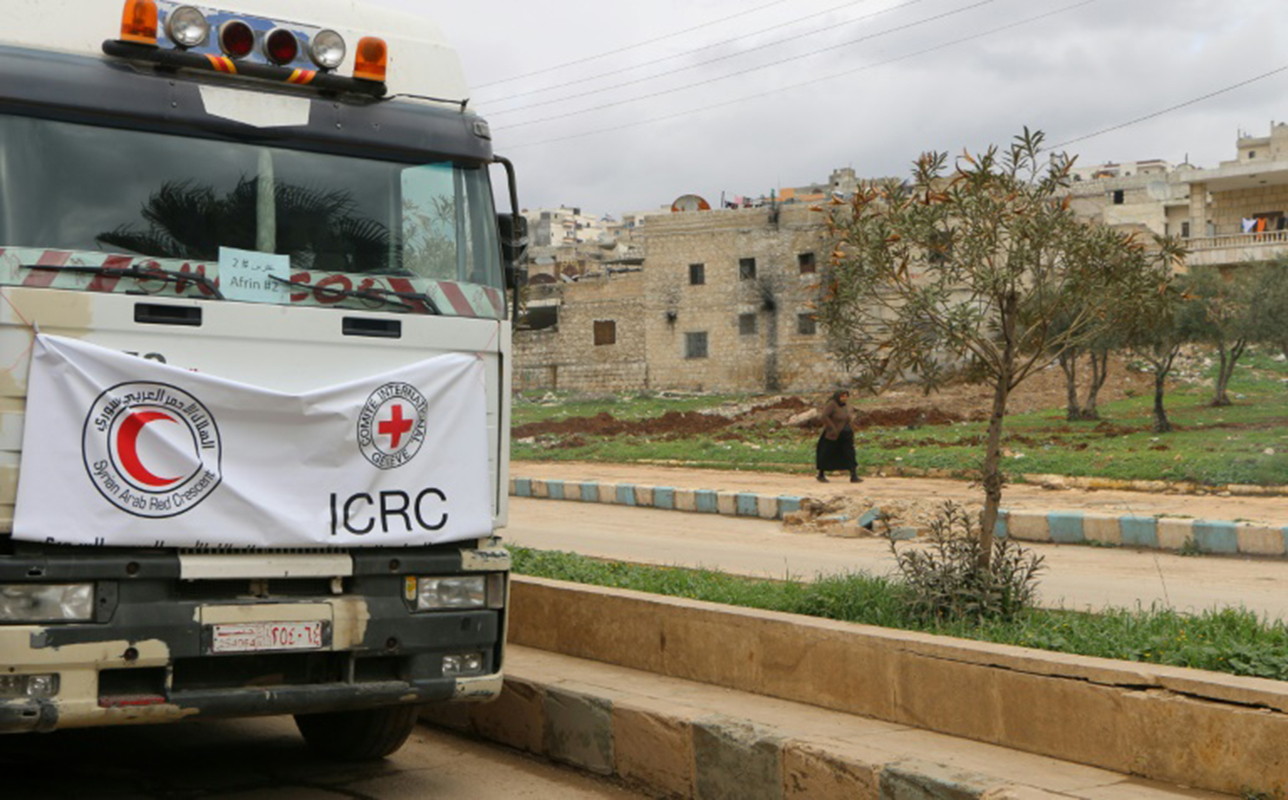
(524, 206, 610, 247)
(1172, 122, 1288, 268)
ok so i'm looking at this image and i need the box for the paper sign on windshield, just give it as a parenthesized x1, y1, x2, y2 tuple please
(218, 247, 291, 304)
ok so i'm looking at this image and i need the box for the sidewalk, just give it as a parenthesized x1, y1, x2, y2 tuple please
(424, 645, 1230, 799)
(511, 461, 1288, 558)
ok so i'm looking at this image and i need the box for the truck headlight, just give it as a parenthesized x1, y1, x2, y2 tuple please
(0, 584, 94, 622)
(415, 576, 486, 611)
(0, 674, 60, 698)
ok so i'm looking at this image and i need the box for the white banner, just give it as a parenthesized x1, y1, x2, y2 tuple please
(13, 335, 492, 549)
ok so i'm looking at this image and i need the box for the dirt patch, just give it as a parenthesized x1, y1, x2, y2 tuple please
(782, 493, 982, 539)
(514, 410, 734, 440)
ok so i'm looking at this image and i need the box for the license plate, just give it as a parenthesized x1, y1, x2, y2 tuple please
(209, 621, 325, 654)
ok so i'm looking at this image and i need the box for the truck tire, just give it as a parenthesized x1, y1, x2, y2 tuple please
(294, 704, 420, 761)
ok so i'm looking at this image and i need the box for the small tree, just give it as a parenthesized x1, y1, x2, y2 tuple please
(1121, 263, 1188, 433)
(1249, 260, 1288, 360)
(819, 129, 1171, 567)
(1184, 267, 1258, 406)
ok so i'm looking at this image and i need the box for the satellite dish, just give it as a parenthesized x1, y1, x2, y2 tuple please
(671, 194, 711, 213)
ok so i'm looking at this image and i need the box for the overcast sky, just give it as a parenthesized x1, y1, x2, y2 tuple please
(376, 0, 1288, 218)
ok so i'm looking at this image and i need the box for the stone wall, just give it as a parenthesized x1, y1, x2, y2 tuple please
(513, 271, 647, 394)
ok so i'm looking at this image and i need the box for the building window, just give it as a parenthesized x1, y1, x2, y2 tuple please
(685, 332, 709, 359)
(739, 257, 757, 280)
(1181, 221, 1191, 238)
(593, 320, 617, 346)
(797, 313, 817, 336)
(689, 263, 705, 285)
(798, 252, 816, 273)
(1112, 190, 1124, 205)
(739, 313, 758, 336)
(1249, 150, 1258, 160)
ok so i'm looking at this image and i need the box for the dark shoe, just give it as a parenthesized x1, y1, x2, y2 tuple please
(850, 474, 862, 483)
(816, 474, 829, 483)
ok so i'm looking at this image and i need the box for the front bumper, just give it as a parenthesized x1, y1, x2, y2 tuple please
(0, 547, 509, 733)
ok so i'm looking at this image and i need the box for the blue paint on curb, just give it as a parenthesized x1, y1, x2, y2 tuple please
(579, 482, 599, 502)
(736, 493, 758, 517)
(547, 480, 565, 501)
(514, 479, 532, 498)
(1193, 520, 1239, 554)
(857, 508, 881, 529)
(616, 484, 637, 506)
(995, 510, 1009, 540)
(1048, 512, 1086, 544)
(779, 496, 803, 516)
(1120, 517, 1158, 548)
(653, 487, 675, 510)
(695, 490, 718, 514)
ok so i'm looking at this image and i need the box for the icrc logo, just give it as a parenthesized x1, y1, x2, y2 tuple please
(356, 382, 428, 470)
(82, 382, 223, 518)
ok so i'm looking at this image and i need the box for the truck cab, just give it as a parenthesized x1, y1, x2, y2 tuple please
(0, 0, 519, 759)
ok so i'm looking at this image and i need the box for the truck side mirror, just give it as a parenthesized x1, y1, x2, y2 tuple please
(497, 213, 529, 290)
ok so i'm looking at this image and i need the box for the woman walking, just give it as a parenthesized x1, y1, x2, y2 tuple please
(815, 390, 860, 483)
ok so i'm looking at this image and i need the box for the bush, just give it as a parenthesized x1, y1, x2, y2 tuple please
(887, 503, 1045, 622)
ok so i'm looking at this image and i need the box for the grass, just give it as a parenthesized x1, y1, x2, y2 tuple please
(512, 348, 1288, 486)
(510, 546, 1288, 682)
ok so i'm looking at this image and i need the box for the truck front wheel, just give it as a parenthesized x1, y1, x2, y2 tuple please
(294, 704, 420, 761)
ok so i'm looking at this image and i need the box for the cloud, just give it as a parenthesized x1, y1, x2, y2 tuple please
(388, 0, 1288, 215)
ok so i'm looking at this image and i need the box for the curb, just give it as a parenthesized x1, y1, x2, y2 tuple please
(512, 476, 804, 522)
(421, 649, 1222, 800)
(422, 674, 1091, 800)
(511, 476, 1288, 558)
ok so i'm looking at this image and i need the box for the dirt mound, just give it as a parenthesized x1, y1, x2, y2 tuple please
(514, 410, 734, 440)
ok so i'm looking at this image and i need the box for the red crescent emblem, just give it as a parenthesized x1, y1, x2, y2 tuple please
(116, 411, 181, 487)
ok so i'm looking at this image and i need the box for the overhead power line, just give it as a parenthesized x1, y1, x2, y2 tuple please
(1050, 64, 1288, 150)
(481, 0, 922, 106)
(473, 0, 792, 90)
(499, 0, 1098, 150)
(493, 0, 997, 131)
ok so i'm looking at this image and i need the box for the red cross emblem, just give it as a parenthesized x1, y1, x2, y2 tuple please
(378, 403, 415, 450)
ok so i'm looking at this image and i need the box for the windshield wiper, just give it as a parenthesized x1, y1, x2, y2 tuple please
(270, 276, 440, 315)
(21, 263, 225, 300)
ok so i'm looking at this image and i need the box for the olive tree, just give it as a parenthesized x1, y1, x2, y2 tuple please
(1249, 260, 1288, 361)
(1120, 260, 1188, 433)
(1183, 266, 1259, 407)
(818, 129, 1176, 567)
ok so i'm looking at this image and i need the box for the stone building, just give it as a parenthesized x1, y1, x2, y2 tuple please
(514, 203, 844, 394)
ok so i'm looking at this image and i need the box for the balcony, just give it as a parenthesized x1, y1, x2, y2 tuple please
(1185, 230, 1288, 268)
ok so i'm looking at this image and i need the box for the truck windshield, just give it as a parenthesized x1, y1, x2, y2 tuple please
(0, 114, 504, 319)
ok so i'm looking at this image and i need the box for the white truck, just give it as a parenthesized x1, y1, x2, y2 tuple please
(0, 0, 524, 760)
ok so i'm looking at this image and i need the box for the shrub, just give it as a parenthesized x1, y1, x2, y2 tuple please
(886, 503, 1045, 622)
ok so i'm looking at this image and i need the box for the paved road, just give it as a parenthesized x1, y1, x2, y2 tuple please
(2, 715, 646, 800)
(507, 497, 1288, 619)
